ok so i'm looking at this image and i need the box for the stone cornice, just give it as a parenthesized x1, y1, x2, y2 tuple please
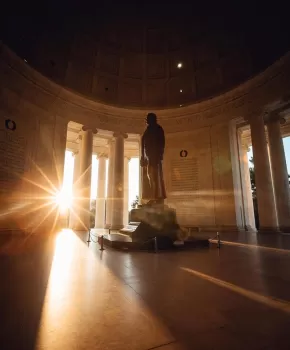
(1, 42, 290, 133)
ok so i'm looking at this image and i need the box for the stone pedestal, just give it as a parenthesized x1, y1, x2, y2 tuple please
(121, 204, 180, 243)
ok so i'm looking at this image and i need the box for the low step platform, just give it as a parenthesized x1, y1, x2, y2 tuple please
(98, 233, 209, 251)
(119, 223, 139, 235)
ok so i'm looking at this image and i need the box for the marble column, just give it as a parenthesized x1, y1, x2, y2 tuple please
(111, 132, 128, 230)
(105, 139, 115, 228)
(69, 150, 81, 228)
(138, 135, 143, 205)
(267, 118, 290, 232)
(95, 154, 107, 228)
(74, 127, 97, 231)
(123, 156, 130, 225)
(250, 114, 278, 232)
(240, 142, 256, 231)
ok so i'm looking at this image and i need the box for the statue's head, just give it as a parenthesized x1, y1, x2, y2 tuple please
(146, 113, 157, 125)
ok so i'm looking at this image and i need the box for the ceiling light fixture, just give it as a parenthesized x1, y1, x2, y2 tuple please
(180, 89, 183, 93)
(177, 62, 183, 68)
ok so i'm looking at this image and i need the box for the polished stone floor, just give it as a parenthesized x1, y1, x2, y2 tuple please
(1, 230, 290, 350)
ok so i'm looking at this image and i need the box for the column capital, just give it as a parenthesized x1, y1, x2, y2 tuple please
(266, 112, 286, 126)
(82, 126, 98, 134)
(72, 150, 79, 156)
(97, 152, 108, 159)
(113, 132, 128, 139)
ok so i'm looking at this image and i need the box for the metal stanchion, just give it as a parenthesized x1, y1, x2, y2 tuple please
(217, 231, 221, 249)
(87, 229, 91, 244)
(154, 236, 158, 253)
(99, 235, 105, 251)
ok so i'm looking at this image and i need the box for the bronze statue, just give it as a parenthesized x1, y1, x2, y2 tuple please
(140, 113, 166, 204)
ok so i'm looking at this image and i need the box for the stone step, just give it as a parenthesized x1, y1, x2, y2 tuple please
(98, 233, 209, 251)
(119, 224, 139, 236)
(128, 222, 140, 226)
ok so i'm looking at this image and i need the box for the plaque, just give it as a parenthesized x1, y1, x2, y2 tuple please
(170, 157, 199, 192)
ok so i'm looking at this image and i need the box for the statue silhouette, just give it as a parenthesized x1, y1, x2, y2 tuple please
(140, 113, 166, 204)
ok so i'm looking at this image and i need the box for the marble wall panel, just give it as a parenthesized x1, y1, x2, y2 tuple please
(0, 102, 67, 233)
(164, 124, 238, 230)
(0, 111, 35, 230)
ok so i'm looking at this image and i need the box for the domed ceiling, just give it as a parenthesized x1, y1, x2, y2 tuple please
(2, 2, 290, 109)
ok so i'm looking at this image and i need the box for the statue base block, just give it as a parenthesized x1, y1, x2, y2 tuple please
(98, 233, 209, 251)
(97, 204, 209, 251)
(122, 204, 179, 242)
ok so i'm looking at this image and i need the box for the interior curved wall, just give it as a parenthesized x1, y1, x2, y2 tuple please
(1, 43, 290, 233)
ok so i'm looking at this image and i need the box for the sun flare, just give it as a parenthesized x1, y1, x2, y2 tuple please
(54, 190, 72, 213)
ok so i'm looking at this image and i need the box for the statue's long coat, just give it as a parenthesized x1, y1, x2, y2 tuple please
(141, 123, 166, 200)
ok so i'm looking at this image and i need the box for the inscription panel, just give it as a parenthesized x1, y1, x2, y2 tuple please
(170, 157, 199, 192)
(0, 118, 28, 192)
(0, 114, 33, 230)
(0, 130, 26, 185)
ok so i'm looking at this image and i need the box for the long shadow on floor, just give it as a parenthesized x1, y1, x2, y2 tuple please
(0, 234, 56, 350)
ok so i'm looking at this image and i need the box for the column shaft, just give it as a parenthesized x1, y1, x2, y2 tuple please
(95, 156, 107, 228)
(240, 144, 256, 230)
(267, 119, 290, 231)
(105, 140, 115, 228)
(111, 133, 127, 229)
(123, 157, 130, 225)
(138, 136, 143, 205)
(69, 150, 81, 228)
(74, 129, 94, 231)
(250, 115, 278, 232)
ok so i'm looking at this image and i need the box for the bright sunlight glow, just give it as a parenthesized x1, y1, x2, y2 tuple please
(61, 151, 139, 213)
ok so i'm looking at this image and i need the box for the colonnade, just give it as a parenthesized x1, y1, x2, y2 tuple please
(247, 115, 290, 232)
(70, 127, 130, 231)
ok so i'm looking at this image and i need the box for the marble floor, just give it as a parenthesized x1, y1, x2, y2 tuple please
(1, 230, 290, 350)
